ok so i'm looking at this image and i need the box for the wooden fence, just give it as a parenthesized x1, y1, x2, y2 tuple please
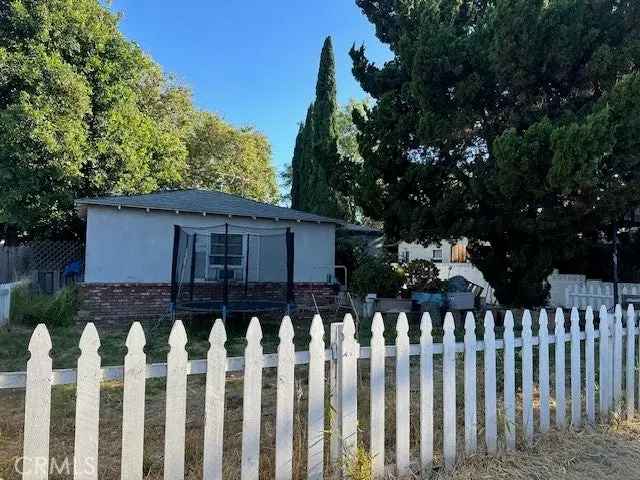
(1, 305, 638, 479)
(0, 281, 23, 326)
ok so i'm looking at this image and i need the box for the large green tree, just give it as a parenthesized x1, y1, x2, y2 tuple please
(0, 0, 190, 241)
(185, 112, 279, 203)
(289, 37, 356, 219)
(349, 0, 640, 306)
(0, 0, 279, 242)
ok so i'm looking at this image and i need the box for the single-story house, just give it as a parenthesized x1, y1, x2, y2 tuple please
(75, 189, 342, 323)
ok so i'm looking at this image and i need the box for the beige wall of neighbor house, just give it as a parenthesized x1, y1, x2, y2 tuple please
(398, 239, 494, 300)
(84, 205, 336, 284)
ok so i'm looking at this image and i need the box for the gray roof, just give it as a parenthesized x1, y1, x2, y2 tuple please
(75, 189, 343, 224)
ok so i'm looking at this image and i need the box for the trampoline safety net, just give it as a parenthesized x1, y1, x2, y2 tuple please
(170, 223, 294, 314)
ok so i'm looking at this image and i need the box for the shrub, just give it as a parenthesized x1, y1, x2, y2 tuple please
(403, 259, 444, 293)
(10, 284, 77, 327)
(351, 255, 404, 298)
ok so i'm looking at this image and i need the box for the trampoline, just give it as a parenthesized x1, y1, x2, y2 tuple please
(170, 222, 295, 319)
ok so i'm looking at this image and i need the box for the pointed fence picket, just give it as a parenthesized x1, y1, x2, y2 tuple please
(570, 308, 581, 429)
(554, 309, 566, 428)
(483, 312, 498, 454)
(203, 319, 227, 480)
(121, 322, 146, 480)
(369, 313, 385, 479)
(395, 313, 411, 477)
(74, 324, 101, 480)
(442, 313, 457, 469)
(307, 315, 325, 480)
(164, 320, 188, 480)
(11, 302, 640, 480)
(503, 311, 516, 450)
(241, 318, 263, 480)
(628, 305, 637, 420)
(23, 324, 53, 480)
(464, 312, 477, 454)
(420, 313, 434, 475)
(275, 317, 295, 480)
(538, 310, 550, 433)
(521, 311, 533, 444)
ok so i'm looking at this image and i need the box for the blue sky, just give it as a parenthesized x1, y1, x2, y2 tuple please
(110, 1, 392, 177)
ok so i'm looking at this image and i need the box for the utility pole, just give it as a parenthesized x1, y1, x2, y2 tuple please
(612, 221, 620, 307)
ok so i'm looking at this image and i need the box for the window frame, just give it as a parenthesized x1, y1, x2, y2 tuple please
(209, 233, 245, 268)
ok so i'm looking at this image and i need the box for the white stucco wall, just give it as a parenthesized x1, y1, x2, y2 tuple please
(398, 239, 495, 301)
(84, 206, 336, 284)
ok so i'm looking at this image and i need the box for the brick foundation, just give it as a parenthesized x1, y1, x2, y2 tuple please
(77, 282, 337, 324)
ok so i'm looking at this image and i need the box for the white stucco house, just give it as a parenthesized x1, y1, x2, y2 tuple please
(75, 189, 341, 322)
(398, 238, 496, 302)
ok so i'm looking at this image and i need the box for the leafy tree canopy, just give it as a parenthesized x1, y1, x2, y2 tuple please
(349, 0, 640, 306)
(0, 0, 278, 242)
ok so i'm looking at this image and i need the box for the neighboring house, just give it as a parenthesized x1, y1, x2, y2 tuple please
(75, 189, 341, 323)
(398, 239, 495, 301)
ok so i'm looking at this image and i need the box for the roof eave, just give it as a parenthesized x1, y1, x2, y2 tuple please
(74, 200, 342, 225)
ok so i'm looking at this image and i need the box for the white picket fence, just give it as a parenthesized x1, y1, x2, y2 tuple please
(566, 283, 640, 310)
(1, 305, 639, 479)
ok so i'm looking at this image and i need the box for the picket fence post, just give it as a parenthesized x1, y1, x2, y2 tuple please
(329, 322, 343, 467)
(23, 324, 53, 480)
(463, 312, 477, 454)
(585, 307, 596, 425)
(554, 308, 566, 428)
(307, 315, 325, 480)
(164, 320, 188, 480)
(395, 313, 410, 477)
(521, 310, 533, 444)
(503, 311, 516, 450)
(626, 304, 636, 420)
(74, 323, 101, 480)
(599, 305, 610, 417)
(241, 318, 263, 480)
(121, 322, 146, 480)
(340, 314, 358, 465)
(420, 313, 434, 475)
(369, 313, 385, 479)
(203, 319, 227, 480)
(483, 311, 497, 454)
(613, 305, 623, 410)
(276, 316, 295, 480)
(570, 308, 581, 428)
(442, 312, 456, 469)
(538, 309, 550, 433)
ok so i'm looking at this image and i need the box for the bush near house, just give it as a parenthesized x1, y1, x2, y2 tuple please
(351, 255, 404, 298)
(10, 285, 77, 327)
(402, 259, 445, 295)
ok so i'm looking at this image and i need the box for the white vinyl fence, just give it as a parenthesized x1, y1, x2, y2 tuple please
(1, 305, 639, 479)
(0, 281, 22, 326)
(566, 283, 640, 310)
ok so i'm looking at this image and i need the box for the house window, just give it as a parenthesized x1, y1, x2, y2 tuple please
(401, 251, 410, 263)
(432, 249, 443, 262)
(210, 234, 244, 267)
(451, 243, 468, 263)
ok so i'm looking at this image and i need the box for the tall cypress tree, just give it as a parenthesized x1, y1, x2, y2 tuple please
(290, 123, 304, 209)
(290, 36, 346, 218)
(310, 36, 340, 217)
(299, 103, 315, 211)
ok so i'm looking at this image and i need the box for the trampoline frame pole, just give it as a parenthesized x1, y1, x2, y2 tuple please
(189, 233, 197, 301)
(244, 233, 250, 298)
(223, 223, 229, 313)
(170, 225, 181, 310)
